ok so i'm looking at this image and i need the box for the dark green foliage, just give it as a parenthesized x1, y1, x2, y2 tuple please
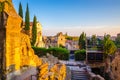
(32, 47, 47, 57)
(103, 34, 117, 56)
(78, 32, 86, 49)
(115, 36, 120, 48)
(47, 47, 69, 60)
(18, 2, 23, 27)
(116, 45, 120, 48)
(18, 2, 23, 18)
(105, 72, 111, 80)
(91, 34, 97, 46)
(31, 16, 37, 46)
(59, 44, 66, 48)
(24, 3, 30, 30)
(32, 47, 69, 60)
(74, 49, 86, 61)
(97, 38, 103, 46)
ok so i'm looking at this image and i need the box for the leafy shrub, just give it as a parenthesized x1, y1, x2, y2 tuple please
(47, 47, 69, 60)
(32, 47, 47, 57)
(32, 47, 69, 60)
(74, 49, 86, 61)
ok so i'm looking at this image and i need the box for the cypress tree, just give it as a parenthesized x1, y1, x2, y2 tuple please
(31, 16, 37, 46)
(18, 2, 23, 27)
(24, 3, 30, 35)
(78, 32, 86, 49)
(18, 2, 23, 18)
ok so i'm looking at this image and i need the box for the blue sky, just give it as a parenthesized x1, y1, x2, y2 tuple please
(12, 0, 120, 36)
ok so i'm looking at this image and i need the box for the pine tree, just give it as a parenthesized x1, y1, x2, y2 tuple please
(18, 2, 23, 27)
(24, 3, 30, 35)
(31, 16, 37, 46)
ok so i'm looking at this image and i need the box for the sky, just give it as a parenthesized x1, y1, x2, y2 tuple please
(12, 0, 120, 36)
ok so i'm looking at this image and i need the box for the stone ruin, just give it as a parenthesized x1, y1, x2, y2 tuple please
(38, 53, 66, 80)
(0, 0, 67, 80)
(111, 51, 120, 80)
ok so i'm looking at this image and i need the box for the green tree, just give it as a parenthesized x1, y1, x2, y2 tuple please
(75, 49, 86, 61)
(78, 32, 86, 49)
(18, 2, 23, 27)
(103, 34, 117, 56)
(18, 2, 23, 18)
(31, 16, 37, 46)
(91, 34, 97, 46)
(0, 0, 11, 79)
(115, 36, 120, 48)
(103, 34, 117, 79)
(24, 3, 30, 35)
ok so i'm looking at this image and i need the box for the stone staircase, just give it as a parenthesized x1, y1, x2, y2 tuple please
(71, 70, 89, 80)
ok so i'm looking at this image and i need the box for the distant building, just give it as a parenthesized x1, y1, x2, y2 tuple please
(117, 33, 120, 37)
(97, 35, 116, 41)
(44, 36, 58, 48)
(111, 36, 116, 41)
(56, 32, 66, 47)
(65, 40, 79, 50)
(44, 32, 66, 48)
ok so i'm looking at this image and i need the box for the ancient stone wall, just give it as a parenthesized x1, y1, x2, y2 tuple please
(3, 0, 42, 72)
(111, 52, 120, 80)
(5, 0, 22, 70)
(2, 0, 67, 80)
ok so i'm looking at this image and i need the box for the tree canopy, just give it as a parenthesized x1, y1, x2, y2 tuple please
(115, 35, 120, 48)
(103, 34, 117, 55)
(91, 34, 97, 46)
(78, 32, 86, 49)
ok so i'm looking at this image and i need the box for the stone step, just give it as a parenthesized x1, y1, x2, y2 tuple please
(72, 76, 88, 78)
(71, 70, 88, 80)
(72, 75, 88, 77)
(72, 74, 88, 76)
(71, 71, 86, 73)
(72, 77, 88, 80)
(72, 74, 88, 77)
(72, 78, 88, 80)
(71, 78, 88, 80)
